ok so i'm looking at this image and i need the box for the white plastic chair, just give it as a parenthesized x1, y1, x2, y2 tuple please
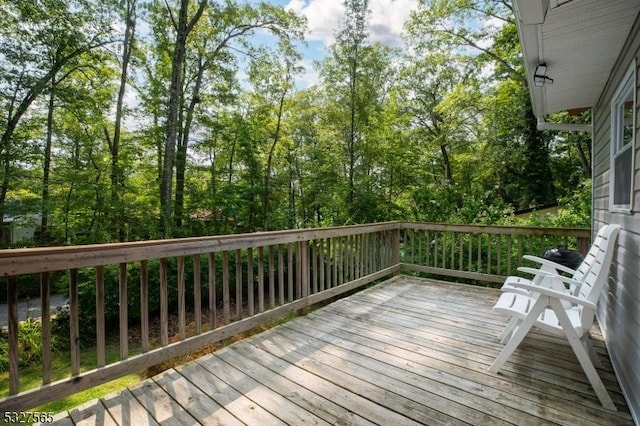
(497, 224, 617, 343)
(489, 224, 620, 410)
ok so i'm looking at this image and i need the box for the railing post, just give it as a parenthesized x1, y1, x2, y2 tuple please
(577, 236, 590, 255)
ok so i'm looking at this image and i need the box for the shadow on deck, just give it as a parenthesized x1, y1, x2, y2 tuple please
(49, 276, 633, 425)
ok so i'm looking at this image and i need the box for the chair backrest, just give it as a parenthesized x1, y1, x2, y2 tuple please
(571, 224, 616, 283)
(576, 224, 620, 331)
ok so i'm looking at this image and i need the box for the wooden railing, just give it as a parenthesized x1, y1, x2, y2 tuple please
(399, 222, 591, 284)
(0, 221, 589, 411)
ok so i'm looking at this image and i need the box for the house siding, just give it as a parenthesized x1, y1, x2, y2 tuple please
(592, 11, 640, 422)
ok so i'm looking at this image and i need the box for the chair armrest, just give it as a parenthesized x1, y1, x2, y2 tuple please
(517, 266, 557, 277)
(523, 255, 577, 275)
(516, 267, 583, 291)
(507, 280, 596, 310)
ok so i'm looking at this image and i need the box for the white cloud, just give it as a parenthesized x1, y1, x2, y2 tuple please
(285, 0, 419, 48)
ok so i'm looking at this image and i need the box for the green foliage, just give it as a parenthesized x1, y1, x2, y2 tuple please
(511, 180, 592, 228)
(0, 317, 68, 372)
(0, 0, 593, 247)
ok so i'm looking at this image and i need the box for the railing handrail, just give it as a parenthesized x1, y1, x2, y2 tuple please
(0, 222, 401, 276)
(401, 221, 591, 237)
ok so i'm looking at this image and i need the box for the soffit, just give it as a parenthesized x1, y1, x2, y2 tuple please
(514, 0, 640, 118)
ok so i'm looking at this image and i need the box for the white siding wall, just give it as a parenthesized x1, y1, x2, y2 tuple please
(593, 12, 640, 422)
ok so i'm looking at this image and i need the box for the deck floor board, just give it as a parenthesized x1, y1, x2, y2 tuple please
(47, 276, 635, 426)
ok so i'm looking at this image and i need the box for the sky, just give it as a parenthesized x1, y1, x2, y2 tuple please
(267, 0, 421, 86)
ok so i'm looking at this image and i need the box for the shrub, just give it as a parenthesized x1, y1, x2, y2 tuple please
(0, 317, 68, 372)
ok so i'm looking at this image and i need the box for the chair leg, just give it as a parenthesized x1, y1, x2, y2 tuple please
(582, 334, 603, 369)
(550, 300, 616, 411)
(499, 317, 518, 343)
(489, 297, 547, 374)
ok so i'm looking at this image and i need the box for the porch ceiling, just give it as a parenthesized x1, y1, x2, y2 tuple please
(514, 0, 640, 118)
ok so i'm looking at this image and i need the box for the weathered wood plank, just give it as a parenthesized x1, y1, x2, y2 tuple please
(68, 398, 118, 425)
(197, 353, 332, 426)
(182, 358, 287, 425)
(128, 375, 198, 425)
(152, 368, 243, 426)
(101, 388, 160, 425)
(216, 344, 377, 425)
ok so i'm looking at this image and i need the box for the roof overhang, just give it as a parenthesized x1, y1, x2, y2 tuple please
(513, 0, 640, 121)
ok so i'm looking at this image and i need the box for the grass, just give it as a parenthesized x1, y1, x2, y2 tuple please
(0, 337, 144, 419)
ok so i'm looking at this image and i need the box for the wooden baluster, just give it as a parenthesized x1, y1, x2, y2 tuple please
(300, 241, 309, 298)
(208, 253, 216, 329)
(140, 260, 149, 352)
(177, 257, 186, 340)
(507, 235, 513, 276)
(288, 244, 294, 300)
(278, 244, 285, 304)
(258, 247, 265, 313)
(434, 232, 439, 269)
(444, 231, 449, 270)
(8, 276, 19, 395)
(311, 241, 318, 292)
(119, 263, 128, 360)
(193, 254, 202, 335)
(426, 230, 431, 267)
(319, 239, 325, 291)
(160, 258, 169, 347)
(458, 233, 464, 272)
(497, 235, 503, 276)
(347, 235, 353, 281)
(247, 248, 254, 316)
(468, 234, 473, 273)
(487, 235, 492, 275)
(96, 266, 106, 366)
(41, 272, 51, 384)
(332, 238, 338, 288)
(235, 249, 242, 320)
(450, 232, 455, 270)
(69, 269, 80, 375)
(296, 242, 302, 298)
(477, 234, 482, 273)
(222, 251, 230, 325)
(268, 246, 275, 309)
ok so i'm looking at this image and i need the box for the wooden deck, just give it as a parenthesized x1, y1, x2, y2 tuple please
(48, 276, 633, 425)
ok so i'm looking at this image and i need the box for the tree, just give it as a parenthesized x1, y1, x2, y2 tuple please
(406, 0, 558, 210)
(104, 0, 138, 241)
(0, 0, 115, 240)
(158, 0, 305, 235)
(159, 0, 208, 235)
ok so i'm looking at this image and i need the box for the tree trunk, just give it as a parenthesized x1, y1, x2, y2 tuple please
(40, 78, 56, 243)
(263, 70, 289, 231)
(160, 0, 206, 236)
(174, 57, 205, 228)
(439, 142, 453, 184)
(575, 138, 592, 178)
(108, 0, 136, 242)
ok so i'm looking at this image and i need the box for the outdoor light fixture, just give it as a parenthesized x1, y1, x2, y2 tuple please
(534, 63, 554, 87)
